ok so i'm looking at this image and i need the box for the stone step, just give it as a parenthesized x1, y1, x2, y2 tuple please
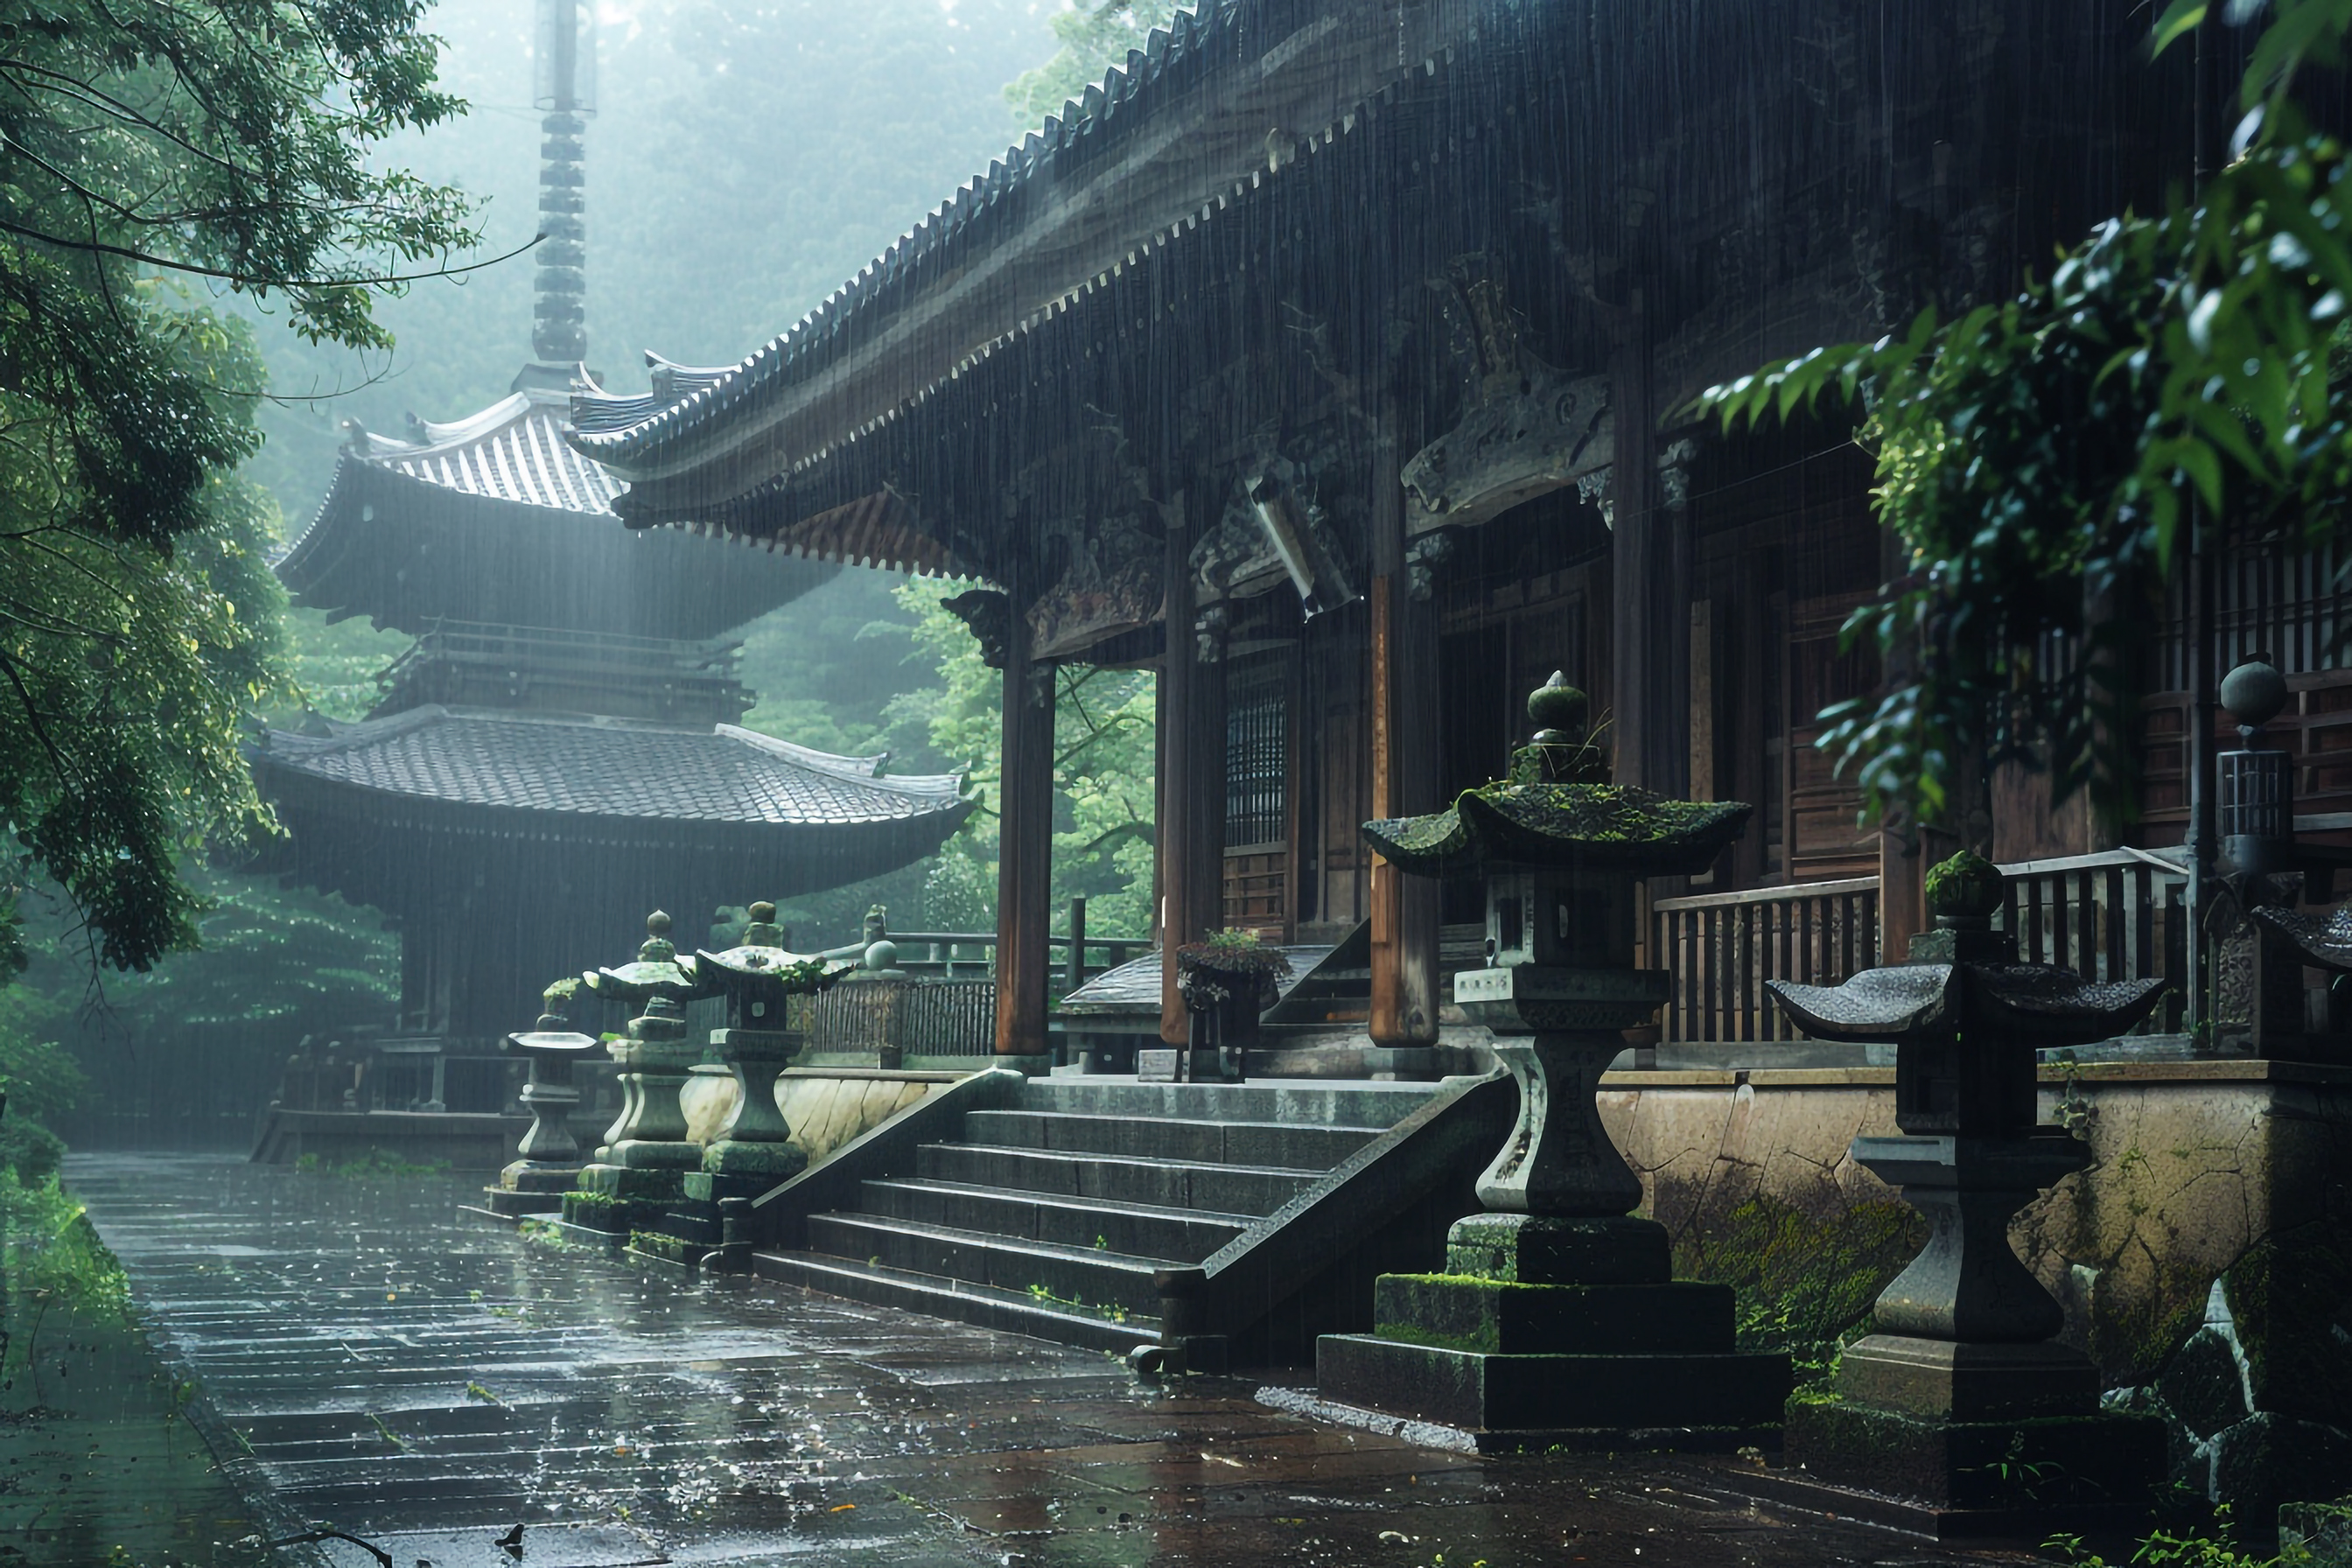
(915, 1142, 1320, 1215)
(805, 1211, 1170, 1315)
(1012, 1077, 1434, 1128)
(961, 1110, 1383, 1168)
(752, 1250, 1160, 1355)
(1316, 1334, 1793, 1434)
(858, 1178, 1253, 1261)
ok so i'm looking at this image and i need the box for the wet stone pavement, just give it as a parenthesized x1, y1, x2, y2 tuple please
(67, 1155, 2033, 1568)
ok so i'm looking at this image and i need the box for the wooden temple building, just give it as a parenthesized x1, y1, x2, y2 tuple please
(569, 0, 2342, 1067)
(250, 4, 972, 1107)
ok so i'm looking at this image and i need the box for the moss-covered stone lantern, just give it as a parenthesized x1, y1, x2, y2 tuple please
(1764, 853, 2168, 1528)
(481, 982, 599, 1218)
(569, 911, 711, 1220)
(1315, 674, 1788, 1445)
(682, 901, 852, 1204)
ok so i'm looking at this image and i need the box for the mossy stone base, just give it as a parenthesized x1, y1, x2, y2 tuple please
(577, 1162, 688, 1203)
(701, 1139, 805, 1180)
(626, 1229, 706, 1270)
(1836, 1334, 2101, 1421)
(499, 1160, 577, 1194)
(1318, 1332, 1789, 1436)
(602, 1138, 704, 1172)
(1373, 1273, 1733, 1355)
(1786, 1400, 2166, 1512)
(682, 1170, 776, 1205)
(1446, 1213, 1670, 1284)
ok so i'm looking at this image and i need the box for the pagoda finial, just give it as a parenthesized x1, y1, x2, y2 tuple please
(530, 0, 594, 368)
(638, 910, 675, 962)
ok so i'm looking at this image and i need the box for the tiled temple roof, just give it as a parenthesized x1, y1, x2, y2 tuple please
(276, 382, 830, 640)
(256, 706, 968, 828)
(346, 388, 623, 514)
(568, 0, 1486, 510)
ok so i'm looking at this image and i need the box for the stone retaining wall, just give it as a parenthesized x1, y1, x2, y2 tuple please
(678, 1069, 953, 1163)
(1598, 1060, 2352, 1517)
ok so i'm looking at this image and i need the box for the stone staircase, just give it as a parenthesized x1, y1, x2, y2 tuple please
(752, 1076, 1482, 1358)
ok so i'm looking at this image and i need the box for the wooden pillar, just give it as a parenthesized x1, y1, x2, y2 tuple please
(994, 609, 1055, 1057)
(1609, 307, 1657, 788)
(1159, 500, 1228, 1044)
(1369, 424, 1440, 1046)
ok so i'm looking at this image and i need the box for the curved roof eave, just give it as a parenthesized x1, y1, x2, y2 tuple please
(568, 0, 1488, 504)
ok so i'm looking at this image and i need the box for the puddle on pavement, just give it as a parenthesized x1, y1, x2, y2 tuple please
(47, 1154, 2033, 1568)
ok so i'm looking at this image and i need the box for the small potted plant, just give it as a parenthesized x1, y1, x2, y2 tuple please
(1174, 930, 1292, 1081)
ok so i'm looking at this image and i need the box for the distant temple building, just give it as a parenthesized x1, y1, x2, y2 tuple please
(250, 3, 970, 1066)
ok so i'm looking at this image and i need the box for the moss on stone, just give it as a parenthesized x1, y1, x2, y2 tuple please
(1363, 782, 1750, 878)
(2220, 1222, 2352, 1424)
(1669, 1194, 1925, 1395)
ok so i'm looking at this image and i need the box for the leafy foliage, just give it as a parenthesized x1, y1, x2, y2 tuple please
(888, 578, 1158, 942)
(1004, 2, 1189, 129)
(1699, 0, 2352, 830)
(0, 0, 475, 972)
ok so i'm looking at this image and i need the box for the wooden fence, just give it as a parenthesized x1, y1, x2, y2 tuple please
(1651, 848, 2188, 1044)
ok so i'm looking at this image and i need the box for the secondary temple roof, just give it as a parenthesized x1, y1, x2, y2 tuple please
(256, 706, 966, 828)
(278, 383, 830, 640)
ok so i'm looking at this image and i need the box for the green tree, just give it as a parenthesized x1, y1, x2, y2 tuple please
(1004, 2, 1188, 129)
(0, 1, 477, 971)
(1702, 0, 2352, 831)
(888, 580, 1158, 942)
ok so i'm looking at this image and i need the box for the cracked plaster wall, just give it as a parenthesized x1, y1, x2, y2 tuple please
(1598, 1061, 2352, 1512)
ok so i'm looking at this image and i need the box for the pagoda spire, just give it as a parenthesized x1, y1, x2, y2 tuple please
(527, 0, 593, 379)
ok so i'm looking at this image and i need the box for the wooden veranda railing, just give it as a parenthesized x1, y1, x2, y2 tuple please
(1651, 848, 2189, 1044)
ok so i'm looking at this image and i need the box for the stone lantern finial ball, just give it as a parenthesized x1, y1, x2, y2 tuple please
(2221, 659, 2288, 731)
(749, 900, 777, 924)
(646, 910, 672, 937)
(1527, 672, 1587, 735)
(1924, 850, 2005, 920)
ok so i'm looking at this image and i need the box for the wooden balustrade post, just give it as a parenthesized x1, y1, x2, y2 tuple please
(1066, 896, 1087, 994)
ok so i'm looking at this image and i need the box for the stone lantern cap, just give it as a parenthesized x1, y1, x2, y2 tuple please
(1364, 785, 1751, 880)
(690, 900, 855, 999)
(2249, 905, 2352, 972)
(503, 1030, 599, 1056)
(583, 910, 707, 1005)
(1767, 962, 2166, 1048)
(1362, 672, 1752, 880)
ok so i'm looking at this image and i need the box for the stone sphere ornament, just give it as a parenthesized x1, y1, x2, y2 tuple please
(2221, 657, 2289, 734)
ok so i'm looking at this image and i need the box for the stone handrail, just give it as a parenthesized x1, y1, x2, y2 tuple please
(1149, 1071, 1516, 1371)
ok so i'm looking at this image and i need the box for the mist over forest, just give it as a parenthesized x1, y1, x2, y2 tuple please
(249, 1, 1081, 516)
(23, 1, 1175, 1149)
(256, 0, 1169, 947)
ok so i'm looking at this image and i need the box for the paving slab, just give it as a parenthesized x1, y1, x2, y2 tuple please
(66, 1154, 2040, 1567)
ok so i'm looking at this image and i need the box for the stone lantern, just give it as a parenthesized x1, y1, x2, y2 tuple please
(568, 911, 711, 1222)
(682, 901, 852, 1206)
(480, 992, 598, 1219)
(1315, 674, 1790, 1444)
(1764, 852, 2168, 1524)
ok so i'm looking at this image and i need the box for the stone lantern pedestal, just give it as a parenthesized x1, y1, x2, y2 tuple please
(1761, 855, 2169, 1534)
(566, 913, 710, 1228)
(1315, 675, 1789, 1447)
(481, 1017, 597, 1217)
(682, 903, 846, 1209)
